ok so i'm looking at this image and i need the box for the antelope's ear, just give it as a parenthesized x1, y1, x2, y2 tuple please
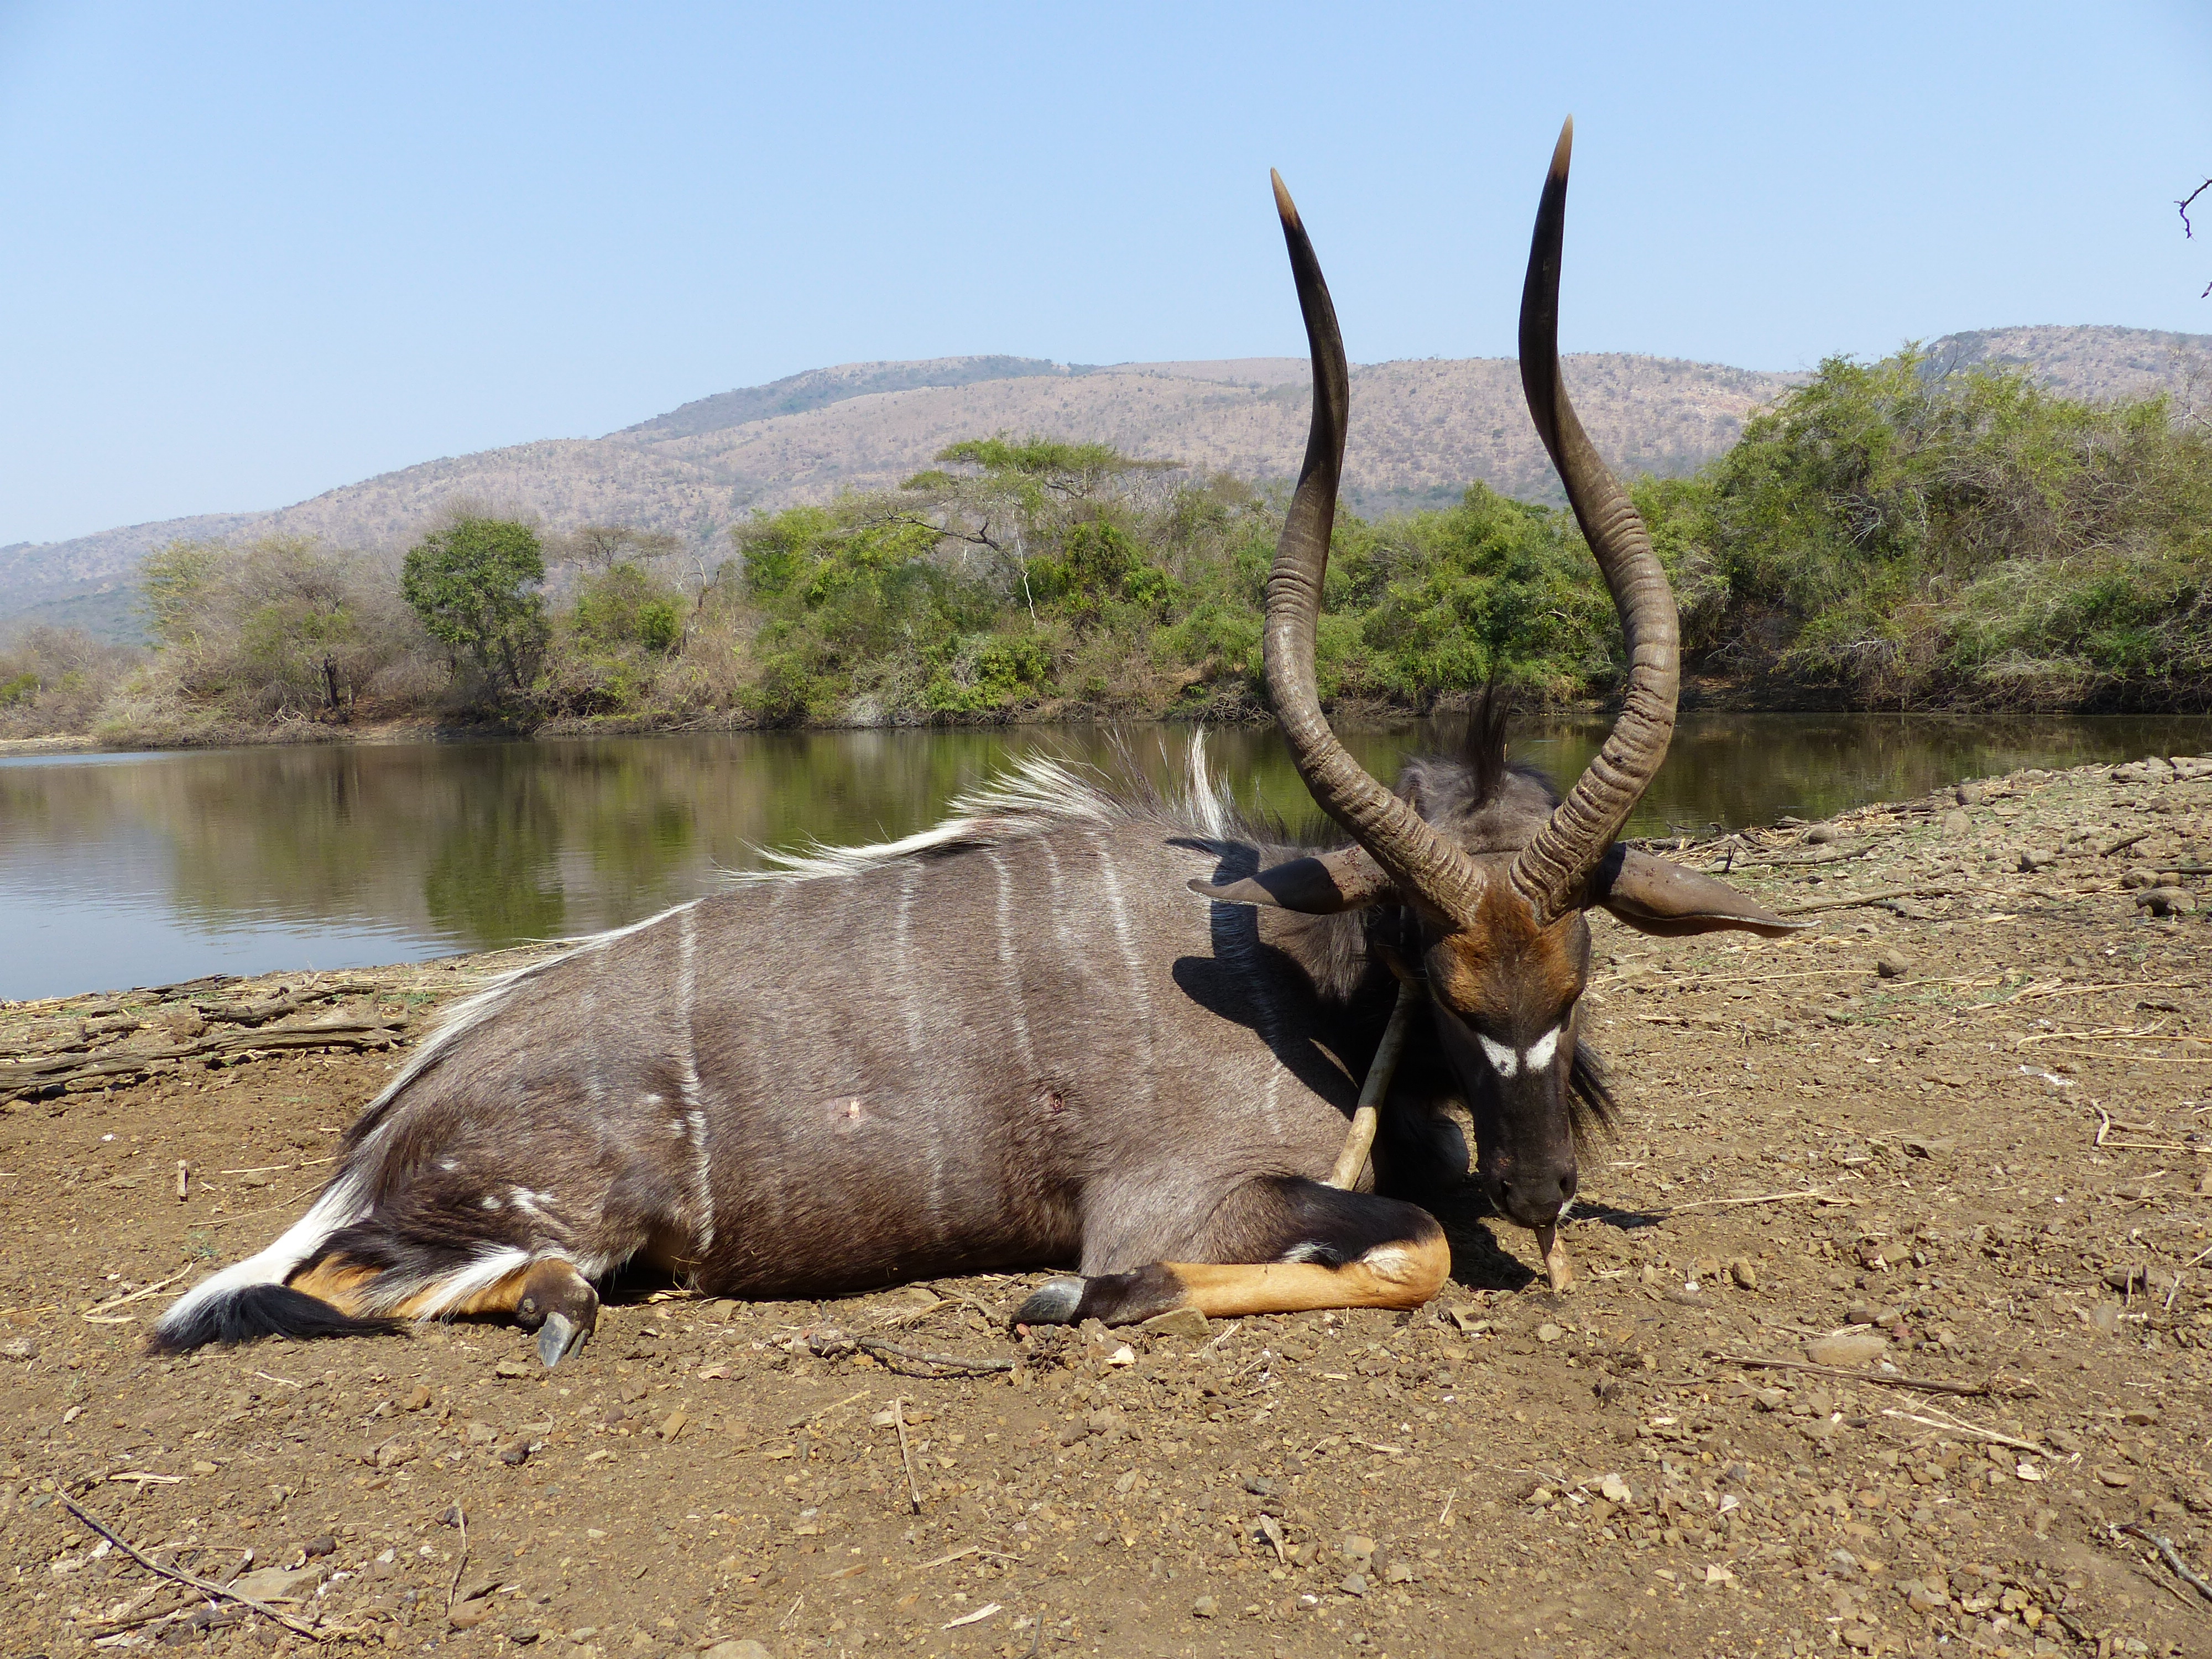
(1188, 847, 1397, 915)
(1590, 846, 1809, 938)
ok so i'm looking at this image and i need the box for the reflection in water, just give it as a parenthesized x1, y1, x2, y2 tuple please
(3, 713, 2206, 1001)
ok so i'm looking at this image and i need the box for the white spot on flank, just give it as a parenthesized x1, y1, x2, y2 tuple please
(437, 1158, 458, 1173)
(1525, 1025, 1562, 1071)
(1360, 1244, 1416, 1281)
(1478, 1034, 1519, 1078)
(641, 1093, 663, 1107)
(1280, 1241, 1333, 1265)
(479, 1194, 502, 1211)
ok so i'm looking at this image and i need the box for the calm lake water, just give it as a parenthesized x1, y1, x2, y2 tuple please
(4, 714, 2208, 1002)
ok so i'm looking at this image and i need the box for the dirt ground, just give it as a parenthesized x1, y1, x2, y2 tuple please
(3, 750, 2210, 1659)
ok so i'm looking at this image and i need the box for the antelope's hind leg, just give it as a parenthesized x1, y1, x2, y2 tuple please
(1013, 1177, 1448, 1327)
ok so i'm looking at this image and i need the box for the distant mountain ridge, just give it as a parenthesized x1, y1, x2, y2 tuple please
(6, 324, 2205, 639)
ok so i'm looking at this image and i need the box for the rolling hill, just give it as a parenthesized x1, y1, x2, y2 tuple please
(5, 324, 2204, 639)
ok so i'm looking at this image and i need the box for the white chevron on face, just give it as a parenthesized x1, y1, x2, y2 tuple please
(1525, 1025, 1562, 1071)
(1477, 1024, 1565, 1079)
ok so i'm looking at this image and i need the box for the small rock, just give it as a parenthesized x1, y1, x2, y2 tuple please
(492, 1358, 532, 1379)
(1938, 809, 1971, 836)
(2017, 850, 2057, 873)
(2096, 1467, 2135, 1488)
(302, 1535, 336, 1557)
(373, 1439, 417, 1470)
(1536, 1323, 1562, 1343)
(1338, 1573, 1368, 1597)
(1241, 1474, 1282, 1499)
(1384, 1561, 1415, 1584)
(448, 1603, 493, 1631)
(1190, 1595, 1218, 1619)
(1139, 1307, 1210, 1340)
(2121, 1406, 2161, 1426)
(1103, 1343, 1136, 1367)
(500, 1442, 532, 1467)
(404, 1384, 433, 1411)
(231, 1565, 319, 1602)
(2136, 887, 2196, 917)
(1728, 1258, 1760, 1291)
(1875, 953, 1913, 979)
(1600, 1473, 1632, 1505)
(1, 1337, 38, 1363)
(1804, 1330, 1887, 1368)
(700, 1643, 770, 1659)
(1339, 1533, 1376, 1562)
(1806, 824, 1841, 844)
(1955, 783, 1985, 806)
(507, 1629, 539, 1647)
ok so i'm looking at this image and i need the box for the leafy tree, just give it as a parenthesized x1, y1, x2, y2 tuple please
(400, 518, 549, 692)
(571, 562, 686, 654)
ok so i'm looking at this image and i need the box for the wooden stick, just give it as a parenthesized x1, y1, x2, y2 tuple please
(1326, 978, 1421, 1190)
(1775, 884, 1960, 916)
(445, 1506, 467, 1613)
(857, 1337, 1013, 1375)
(58, 1494, 328, 1640)
(891, 1397, 923, 1514)
(1880, 1407, 2049, 1453)
(2117, 1524, 2212, 1606)
(81, 1267, 191, 1319)
(1535, 1224, 1573, 1293)
(1716, 1352, 2030, 1399)
(1662, 1188, 1855, 1215)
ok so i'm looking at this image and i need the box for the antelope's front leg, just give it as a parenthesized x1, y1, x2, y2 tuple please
(1013, 1178, 1448, 1326)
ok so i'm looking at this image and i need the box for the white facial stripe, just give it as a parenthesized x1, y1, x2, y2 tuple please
(1477, 1034, 1519, 1078)
(1525, 1025, 1562, 1071)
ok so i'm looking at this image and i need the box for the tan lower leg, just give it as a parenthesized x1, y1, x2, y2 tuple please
(1160, 1229, 1450, 1317)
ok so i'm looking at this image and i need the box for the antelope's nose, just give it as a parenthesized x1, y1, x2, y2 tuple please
(1490, 1164, 1577, 1228)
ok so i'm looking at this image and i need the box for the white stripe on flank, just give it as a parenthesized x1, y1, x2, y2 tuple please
(986, 848, 1037, 1076)
(1477, 1035, 1519, 1078)
(154, 1174, 369, 1339)
(894, 863, 925, 1059)
(1089, 833, 1156, 1105)
(1525, 1025, 1562, 1071)
(674, 906, 715, 1249)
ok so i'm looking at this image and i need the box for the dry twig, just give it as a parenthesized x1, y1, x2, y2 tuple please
(1717, 1353, 2032, 1399)
(2119, 1522, 2212, 1607)
(891, 1397, 923, 1514)
(857, 1336, 1014, 1375)
(59, 1494, 327, 1640)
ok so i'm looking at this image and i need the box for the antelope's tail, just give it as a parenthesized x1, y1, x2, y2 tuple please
(149, 1176, 397, 1354)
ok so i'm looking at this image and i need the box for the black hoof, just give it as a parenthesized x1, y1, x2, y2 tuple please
(536, 1312, 591, 1369)
(1013, 1275, 1086, 1327)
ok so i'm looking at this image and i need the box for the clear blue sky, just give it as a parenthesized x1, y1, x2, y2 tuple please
(3, 1, 2209, 547)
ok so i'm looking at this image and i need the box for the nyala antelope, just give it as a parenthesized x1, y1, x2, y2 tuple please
(156, 121, 1799, 1368)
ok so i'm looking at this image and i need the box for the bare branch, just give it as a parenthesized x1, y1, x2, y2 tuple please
(2181, 178, 2211, 238)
